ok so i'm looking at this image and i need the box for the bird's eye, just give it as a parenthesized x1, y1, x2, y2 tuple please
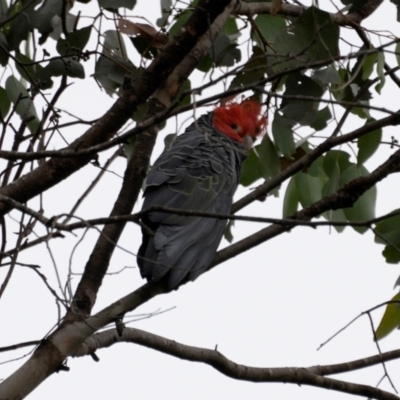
(231, 123, 239, 130)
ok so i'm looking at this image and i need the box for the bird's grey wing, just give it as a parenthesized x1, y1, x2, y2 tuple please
(138, 129, 240, 289)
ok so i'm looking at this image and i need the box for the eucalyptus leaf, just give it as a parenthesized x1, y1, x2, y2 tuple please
(375, 292, 400, 340)
(295, 171, 323, 208)
(5, 76, 39, 133)
(340, 165, 377, 234)
(357, 121, 382, 165)
(258, 134, 280, 180)
(0, 86, 10, 119)
(283, 176, 298, 217)
(57, 26, 92, 56)
(240, 147, 261, 187)
(374, 210, 400, 245)
(272, 113, 295, 158)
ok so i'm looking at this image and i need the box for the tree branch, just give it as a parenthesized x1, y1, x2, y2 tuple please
(234, 0, 383, 25)
(73, 327, 399, 400)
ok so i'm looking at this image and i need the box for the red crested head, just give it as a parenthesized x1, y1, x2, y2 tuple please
(212, 100, 267, 143)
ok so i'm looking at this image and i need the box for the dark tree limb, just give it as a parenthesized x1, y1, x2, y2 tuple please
(235, 0, 383, 25)
(73, 327, 399, 400)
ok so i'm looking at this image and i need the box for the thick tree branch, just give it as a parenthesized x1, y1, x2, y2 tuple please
(73, 327, 399, 400)
(234, 0, 383, 25)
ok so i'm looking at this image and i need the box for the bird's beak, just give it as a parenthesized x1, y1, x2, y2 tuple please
(242, 135, 254, 150)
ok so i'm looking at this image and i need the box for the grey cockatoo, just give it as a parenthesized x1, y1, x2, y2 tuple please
(138, 100, 266, 289)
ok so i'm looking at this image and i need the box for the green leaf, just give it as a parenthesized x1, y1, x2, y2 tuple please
(272, 7, 339, 73)
(312, 65, 341, 85)
(124, 136, 136, 159)
(331, 65, 372, 119)
(323, 150, 351, 175)
(196, 53, 213, 72)
(168, 6, 193, 38)
(56, 26, 92, 56)
(94, 30, 134, 95)
(15, 53, 42, 85)
(222, 17, 239, 40)
(310, 106, 332, 131)
(6, 6, 32, 51)
(339, 164, 376, 234)
(294, 171, 323, 208)
(340, 0, 370, 13)
(258, 134, 280, 180)
(65, 60, 85, 78)
(374, 210, 400, 245)
(375, 292, 400, 341)
(30, 0, 66, 43)
(357, 121, 382, 165)
(283, 176, 298, 217)
(280, 72, 324, 124)
(382, 245, 400, 264)
(210, 34, 241, 67)
(175, 79, 191, 107)
(229, 46, 267, 90)
(49, 13, 77, 41)
(0, 86, 10, 119)
(322, 161, 346, 233)
(98, 0, 136, 9)
(224, 220, 235, 243)
(240, 147, 261, 186)
(102, 30, 127, 58)
(253, 14, 286, 44)
(130, 36, 158, 59)
(5, 76, 39, 133)
(389, 0, 400, 21)
(308, 155, 326, 179)
(0, 32, 9, 66)
(157, 0, 172, 27)
(396, 42, 400, 67)
(362, 53, 378, 80)
(35, 59, 85, 80)
(272, 113, 295, 158)
(375, 51, 386, 94)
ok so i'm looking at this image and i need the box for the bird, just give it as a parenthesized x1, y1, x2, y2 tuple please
(137, 99, 267, 290)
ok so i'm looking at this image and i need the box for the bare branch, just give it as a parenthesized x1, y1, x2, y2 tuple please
(74, 327, 399, 400)
(0, 341, 40, 354)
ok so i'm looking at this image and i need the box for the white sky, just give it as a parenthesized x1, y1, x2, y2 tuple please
(1, 1, 400, 399)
